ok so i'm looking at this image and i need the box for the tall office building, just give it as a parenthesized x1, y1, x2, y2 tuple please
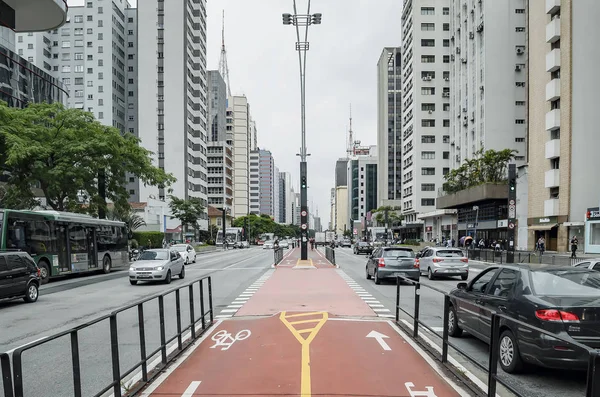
(399, 0, 451, 239)
(448, 0, 527, 169)
(346, 146, 378, 226)
(377, 47, 402, 206)
(137, 0, 208, 229)
(527, 0, 600, 252)
(278, 171, 293, 224)
(17, 1, 134, 132)
(208, 70, 227, 142)
(231, 95, 254, 218)
(249, 149, 276, 217)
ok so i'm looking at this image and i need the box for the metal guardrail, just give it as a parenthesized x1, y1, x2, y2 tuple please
(274, 248, 284, 265)
(394, 275, 600, 397)
(468, 248, 584, 266)
(325, 247, 336, 265)
(2, 276, 214, 397)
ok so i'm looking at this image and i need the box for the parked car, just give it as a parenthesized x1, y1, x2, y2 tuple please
(572, 259, 600, 270)
(448, 264, 600, 373)
(279, 240, 289, 249)
(129, 249, 185, 285)
(263, 240, 274, 249)
(339, 239, 352, 248)
(366, 247, 418, 284)
(354, 241, 373, 255)
(0, 251, 41, 303)
(417, 247, 468, 280)
(171, 244, 197, 264)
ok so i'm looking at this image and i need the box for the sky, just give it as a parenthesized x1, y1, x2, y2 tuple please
(70, 0, 403, 227)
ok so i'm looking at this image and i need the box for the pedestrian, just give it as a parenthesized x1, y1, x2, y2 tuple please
(571, 235, 578, 258)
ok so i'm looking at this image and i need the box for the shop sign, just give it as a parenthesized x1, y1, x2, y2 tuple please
(497, 220, 508, 228)
(587, 207, 600, 221)
(533, 216, 557, 224)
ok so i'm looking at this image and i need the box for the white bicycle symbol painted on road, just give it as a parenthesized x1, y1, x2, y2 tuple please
(210, 329, 251, 351)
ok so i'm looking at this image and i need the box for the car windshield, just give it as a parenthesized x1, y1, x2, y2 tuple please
(383, 249, 414, 258)
(436, 250, 463, 257)
(358, 242, 369, 246)
(530, 269, 600, 296)
(173, 245, 187, 252)
(138, 250, 169, 261)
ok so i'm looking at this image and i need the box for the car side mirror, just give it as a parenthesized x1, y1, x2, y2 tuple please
(457, 282, 468, 290)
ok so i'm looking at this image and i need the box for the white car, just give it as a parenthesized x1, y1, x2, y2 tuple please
(129, 249, 185, 285)
(279, 240, 289, 249)
(172, 244, 197, 264)
(263, 240, 274, 249)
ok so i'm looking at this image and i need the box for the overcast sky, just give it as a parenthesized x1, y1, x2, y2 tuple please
(71, 0, 403, 226)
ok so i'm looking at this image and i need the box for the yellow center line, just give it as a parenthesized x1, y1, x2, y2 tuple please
(288, 319, 321, 325)
(284, 311, 324, 319)
(280, 311, 328, 397)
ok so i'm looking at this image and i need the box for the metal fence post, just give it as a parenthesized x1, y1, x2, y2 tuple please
(442, 295, 450, 363)
(158, 296, 167, 364)
(487, 313, 500, 397)
(175, 289, 183, 351)
(395, 276, 400, 322)
(199, 279, 206, 330)
(1, 353, 13, 397)
(137, 303, 148, 382)
(109, 315, 122, 397)
(70, 331, 82, 397)
(208, 276, 214, 323)
(413, 283, 421, 339)
(189, 284, 196, 340)
(585, 350, 600, 397)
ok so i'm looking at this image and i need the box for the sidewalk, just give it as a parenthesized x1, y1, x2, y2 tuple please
(139, 247, 471, 397)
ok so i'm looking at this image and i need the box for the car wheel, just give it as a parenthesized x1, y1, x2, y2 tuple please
(448, 305, 463, 337)
(461, 273, 468, 281)
(374, 270, 381, 285)
(179, 265, 186, 279)
(38, 261, 50, 285)
(185, 257, 189, 265)
(193, 255, 196, 263)
(499, 330, 524, 373)
(164, 270, 172, 284)
(103, 255, 112, 274)
(23, 283, 39, 303)
(427, 267, 435, 280)
(366, 266, 371, 280)
(130, 280, 138, 285)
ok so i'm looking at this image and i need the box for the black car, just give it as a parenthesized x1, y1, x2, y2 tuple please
(354, 241, 373, 255)
(448, 263, 600, 373)
(0, 251, 41, 303)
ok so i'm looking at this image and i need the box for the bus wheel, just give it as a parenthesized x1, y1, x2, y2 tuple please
(102, 256, 112, 274)
(38, 261, 50, 285)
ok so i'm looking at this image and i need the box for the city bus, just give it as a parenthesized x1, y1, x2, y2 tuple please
(216, 227, 244, 246)
(0, 209, 128, 283)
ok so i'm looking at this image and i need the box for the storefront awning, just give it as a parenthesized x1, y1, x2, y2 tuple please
(528, 224, 558, 231)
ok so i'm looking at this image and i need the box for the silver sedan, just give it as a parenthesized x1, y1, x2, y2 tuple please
(129, 249, 185, 285)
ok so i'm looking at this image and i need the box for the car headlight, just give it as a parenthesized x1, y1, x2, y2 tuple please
(155, 266, 164, 271)
(129, 267, 135, 271)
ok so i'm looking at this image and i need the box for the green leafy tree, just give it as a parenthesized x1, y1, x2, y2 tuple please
(372, 205, 403, 227)
(168, 195, 205, 238)
(0, 102, 175, 214)
(232, 214, 300, 242)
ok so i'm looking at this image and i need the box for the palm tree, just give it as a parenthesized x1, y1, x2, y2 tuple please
(107, 205, 146, 237)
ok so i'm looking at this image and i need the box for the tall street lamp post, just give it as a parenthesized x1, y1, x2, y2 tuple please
(282, 2, 322, 260)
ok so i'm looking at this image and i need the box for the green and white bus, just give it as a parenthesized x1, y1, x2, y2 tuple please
(0, 209, 128, 283)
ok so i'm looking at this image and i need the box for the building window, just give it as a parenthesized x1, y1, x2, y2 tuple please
(421, 151, 435, 159)
(421, 184, 435, 191)
(97, 33, 103, 40)
(421, 39, 435, 47)
(98, 7, 103, 13)
(421, 7, 435, 15)
(515, 9, 525, 13)
(128, 30, 134, 35)
(98, 112, 103, 119)
(74, 15, 83, 23)
(443, 39, 450, 47)
(515, 137, 525, 142)
(74, 28, 83, 36)
(421, 199, 435, 206)
(443, 55, 450, 63)
(443, 135, 450, 143)
(515, 119, 525, 124)
(74, 78, 83, 85)
(422, 103, 435, 111)
(421, 23, 435, 31)
(74, 40, 83, 47)
(515, 101, 525, 106)
(443, 7, 449, 15)
(61, 41, 70, 48)
(422, 168, 435, 176)
(443, 151, 449, 159)
(422, 119, 435, 127)
(422, 135, 435, 143)
(516, 82, 525, 87)
(443, 167, 450, 175)
(516, 27, 525, 32)
(421, 55, 435, 63)
(62, 65, 71, 73)
(421, 87, 435, 95)
(443, 119, 450, 127)
(443, 23, 450, 31)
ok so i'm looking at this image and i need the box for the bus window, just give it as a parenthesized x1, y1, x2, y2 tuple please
(69, 225, 88, 252)
(7, 220, 25, 250)
(25, 221, 52, 254)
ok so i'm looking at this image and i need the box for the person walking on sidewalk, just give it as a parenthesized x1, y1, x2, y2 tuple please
(571, 235, 578, 258)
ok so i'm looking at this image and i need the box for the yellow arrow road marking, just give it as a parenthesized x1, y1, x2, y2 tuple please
(280, 311, 328, 397)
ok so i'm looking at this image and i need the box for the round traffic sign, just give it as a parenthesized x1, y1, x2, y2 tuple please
(509, 223, 515, 229)
(509, 205, 516, 212)
(509, 199, 515, 206)
(301, 210, 307, 217)
(301, 224, 307, 230)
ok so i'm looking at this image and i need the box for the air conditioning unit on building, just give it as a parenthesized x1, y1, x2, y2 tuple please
(461, 58, 467, 63)
(469, 32, 474, 39)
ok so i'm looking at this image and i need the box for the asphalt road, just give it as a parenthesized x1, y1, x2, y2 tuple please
(0, 247, 275, 397)
(333, 246, 588, 397)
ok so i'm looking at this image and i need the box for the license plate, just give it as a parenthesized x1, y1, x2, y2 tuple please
(394, 272, 407, 277)
(137, 275, 152, 279)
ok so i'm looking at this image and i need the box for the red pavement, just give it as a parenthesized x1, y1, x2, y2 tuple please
(140, 247, 469, 397)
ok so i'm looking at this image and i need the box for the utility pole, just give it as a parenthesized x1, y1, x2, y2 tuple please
(506, 164, 517, 263)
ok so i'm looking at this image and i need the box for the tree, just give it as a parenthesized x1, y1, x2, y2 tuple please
(168, 195, 205, 238)
(232, 214, 300, 242)
(107, 204, 146, 238)
(372, 205, 403, 227)
(0, 102, 175, 214)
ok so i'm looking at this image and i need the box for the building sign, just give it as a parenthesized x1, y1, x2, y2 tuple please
(587, 207, 600, 221)
(497, 220, 508, 228)
(532, 216, 558, 224)
(426, 226, 432, 232)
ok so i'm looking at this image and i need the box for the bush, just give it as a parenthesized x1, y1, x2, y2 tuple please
(132, 231, 164, 248)
(401, 239, 421, 246)
(129, 239, 138, 249)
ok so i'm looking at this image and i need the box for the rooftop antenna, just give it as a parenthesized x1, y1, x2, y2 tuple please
(347, 104, 354, 156)
(218, 10, 232, 97)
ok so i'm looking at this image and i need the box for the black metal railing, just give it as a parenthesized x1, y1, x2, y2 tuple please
(2, 276, 214, 397)
(394, 275, 600, 397)
(274, 248, 284, 265)
(467, 248, 585, 266)
(325, 247, 336, 265)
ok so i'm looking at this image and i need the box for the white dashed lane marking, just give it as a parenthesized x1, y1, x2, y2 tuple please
(216, 270, 274, 317)
(337, 269, 391, 318)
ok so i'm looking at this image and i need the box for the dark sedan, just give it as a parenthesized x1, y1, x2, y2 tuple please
(354, 241, 373, 255)
(447, 263, 600, 373)
(366, 247, 418, 284)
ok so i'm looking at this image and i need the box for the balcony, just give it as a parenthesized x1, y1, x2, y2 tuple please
(545, 169, 560, 188)
(546, 17, 561, 43)
(545, 108, 560, 131)
(546, 48, 561, 72)
(545, 139, 561, 159)
(546, 78, 561, 101)
(544, 198, 559, 217)
(2, 0, 68, 32)
(545, 0, 561, 15)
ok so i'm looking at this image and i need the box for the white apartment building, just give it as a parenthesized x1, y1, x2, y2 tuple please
(207, 141, 233, 208)
(17, 1, 133, 132)
(231, 95, 254, 218)
(448, 0, 527, 169)
(377, 47, 402, 207)
(528, 0, 600, 253)
(400, 0, 451, 239)
(346, 146, 378, 227)
(137, 0, 208, 229)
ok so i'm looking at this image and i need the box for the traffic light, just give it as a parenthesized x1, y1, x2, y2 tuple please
(301, 176, 307, 189)
(282, 13, 293, 25)
(509, 179, 516, 192)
